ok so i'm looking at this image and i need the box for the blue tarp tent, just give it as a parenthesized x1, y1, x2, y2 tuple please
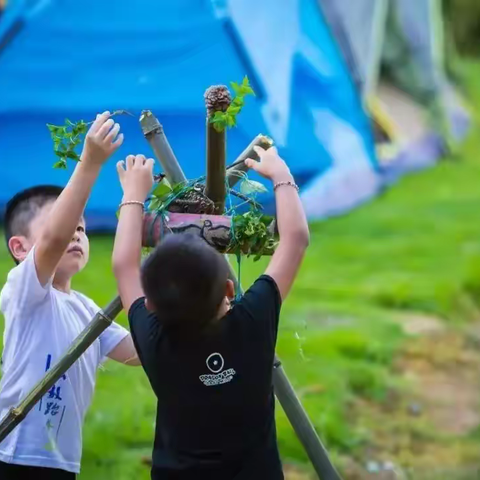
(0, 0, 379, 229)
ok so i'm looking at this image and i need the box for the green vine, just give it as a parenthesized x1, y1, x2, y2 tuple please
(47, 110, 133, 169)
(209, 76, 255, 133)
(148, 174, 277, 260)
(230, 211, 277, 261)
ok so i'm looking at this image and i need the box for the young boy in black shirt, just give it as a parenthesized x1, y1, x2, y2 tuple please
(112, 148, 309, 479)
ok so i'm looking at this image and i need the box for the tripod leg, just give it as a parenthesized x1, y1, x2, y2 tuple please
(273, 358, 343, 480)
(0, 296, 123, 442)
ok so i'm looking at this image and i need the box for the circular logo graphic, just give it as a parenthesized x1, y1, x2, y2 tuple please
(206, 353, 224, 373)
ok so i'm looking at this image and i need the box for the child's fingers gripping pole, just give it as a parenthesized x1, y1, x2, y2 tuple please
(105, 123, 121, 144)
(244, 157, 260, 172)
(97, 118, 116, 139)
(88, 111, 111, 135)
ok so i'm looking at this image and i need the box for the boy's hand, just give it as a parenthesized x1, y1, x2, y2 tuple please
(245, 146, 292, 183)
(116, 155, 155, 202)
(81, 111, 124, 167)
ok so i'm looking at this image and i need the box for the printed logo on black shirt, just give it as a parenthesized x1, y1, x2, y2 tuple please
(199, 352, 236, 387)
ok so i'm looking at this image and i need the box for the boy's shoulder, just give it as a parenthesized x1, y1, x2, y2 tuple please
(71, 290, 100, 314)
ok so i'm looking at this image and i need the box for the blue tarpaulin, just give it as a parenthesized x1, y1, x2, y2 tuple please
(0, 0, 379, 229)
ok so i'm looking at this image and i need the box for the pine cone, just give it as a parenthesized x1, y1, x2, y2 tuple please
(204, 85, 231, 116)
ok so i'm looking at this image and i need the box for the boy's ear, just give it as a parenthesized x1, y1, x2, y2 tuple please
(8, 236, 29, 263)
(226, 279, 235, 300)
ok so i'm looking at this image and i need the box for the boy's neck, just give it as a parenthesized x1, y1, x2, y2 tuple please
(53, 274, 72, 294)
(216, 298, 232, 320)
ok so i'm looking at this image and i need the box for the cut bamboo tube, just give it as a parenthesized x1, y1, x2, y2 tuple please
(204, 86, 231, 213)
(226, 134, 274, 188)
(140, 110, 186, 185)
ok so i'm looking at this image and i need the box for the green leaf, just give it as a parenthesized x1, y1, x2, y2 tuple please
(242, 75, 250, 87)
(210, 116, 226, 125)
(226, 115, 236, 127)
(213, 110, 226, 120)
(227, 105, 241, 115)
(149, 197, 162, 212)
(240, 179, 268, 195)
(152, 178, 173, 200)
(230, 81, 241, 94)
(53, 160, 67, 169)
(213, 122, 225, 133)
(66, 151, 80, 161)
(47, 124, 61, 133)
(239, 85, 255, 96)
(65, 118, 74, 127)
(231, 97, 244, 107)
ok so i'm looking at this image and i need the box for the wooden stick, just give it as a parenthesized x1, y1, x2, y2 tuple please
(204, 86, 231, 214)
(0, 297, 122, 442)
(140, 110, 186, 185)
(226, 134, 274, 188)
(205, 122, 226, 213)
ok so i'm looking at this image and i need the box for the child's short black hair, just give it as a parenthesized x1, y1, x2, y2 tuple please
(141, 234, 229, 331)
(4, 185, 63, 261)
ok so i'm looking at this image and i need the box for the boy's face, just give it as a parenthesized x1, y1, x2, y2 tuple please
(13, 202, 90, 278)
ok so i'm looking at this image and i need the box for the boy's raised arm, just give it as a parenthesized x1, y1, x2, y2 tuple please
(35, 112, 123, 286)
(112, 155, 155, 313)
(245, 147, 309, 301)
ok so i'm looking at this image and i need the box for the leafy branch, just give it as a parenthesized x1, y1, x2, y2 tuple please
(209, 76, 255, 133)
(48, 110, 133, 169)
(47, 120, 89, 169)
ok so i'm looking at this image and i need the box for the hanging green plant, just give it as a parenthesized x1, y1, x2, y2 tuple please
(209, 76, 255, 133)
(146, 172, 277, 260)
(230, 210, 277, 260)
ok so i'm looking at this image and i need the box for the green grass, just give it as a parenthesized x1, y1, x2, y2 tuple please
(2, 61, 480, 479)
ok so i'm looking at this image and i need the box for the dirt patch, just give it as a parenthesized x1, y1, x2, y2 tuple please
(284, 464, 314, 480)
(397, 331, 480, 436)
(392, 313, 446, 336)
(344, 321, 480, 479)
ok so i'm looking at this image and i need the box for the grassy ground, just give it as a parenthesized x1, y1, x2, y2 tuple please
(2, 62, 480, 479)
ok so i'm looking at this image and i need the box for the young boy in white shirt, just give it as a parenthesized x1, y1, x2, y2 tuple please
(0, 112, 140, 480)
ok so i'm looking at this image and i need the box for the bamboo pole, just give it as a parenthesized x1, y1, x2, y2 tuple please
(0, 297, 122, 442)
(226, 134, 274, 188)
(204, 86, 230, 213)
(140, 110, 186, 185)
(273, 362, 343, 480)
(142, 212, 274, 255)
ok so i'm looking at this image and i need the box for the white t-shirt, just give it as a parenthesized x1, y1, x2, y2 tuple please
(0, 248, 129, 473)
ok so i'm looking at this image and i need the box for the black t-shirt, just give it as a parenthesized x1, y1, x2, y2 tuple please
(128, 275, 284, 480)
